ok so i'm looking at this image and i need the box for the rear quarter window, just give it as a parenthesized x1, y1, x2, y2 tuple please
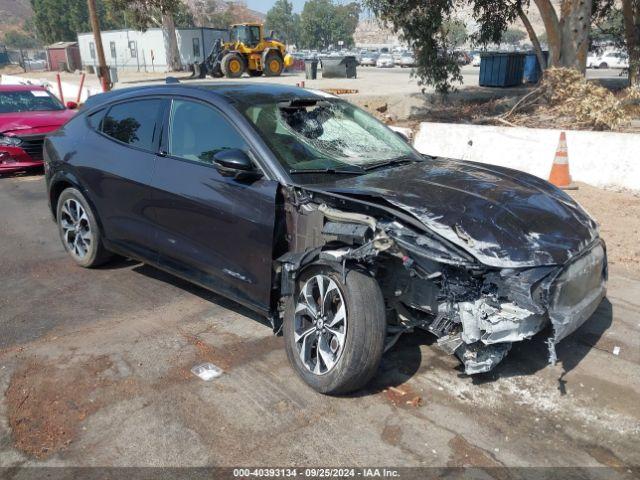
(86, 109, 105, 130)
(101, 99, 163, 151)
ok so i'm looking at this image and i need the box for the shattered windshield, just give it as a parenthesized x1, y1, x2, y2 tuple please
(241, 98, 420, 174)
(0, 90, 64, 113)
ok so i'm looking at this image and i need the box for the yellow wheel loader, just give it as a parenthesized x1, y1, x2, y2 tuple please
(198, 23, 293, 79)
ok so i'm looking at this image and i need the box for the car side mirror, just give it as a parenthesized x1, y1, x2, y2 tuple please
(66, 101, 78, 110)
(213, 149, 261, 180)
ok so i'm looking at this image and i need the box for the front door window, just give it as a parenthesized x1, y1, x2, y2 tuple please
(168, 99, 250, 164)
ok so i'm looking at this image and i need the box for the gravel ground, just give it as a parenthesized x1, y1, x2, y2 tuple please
(0, 174, 638, 475)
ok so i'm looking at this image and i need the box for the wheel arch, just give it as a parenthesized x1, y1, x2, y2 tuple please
(262, 47, 284, 68)
(49, 172, 82, 219)
(49, 173, 105, 234)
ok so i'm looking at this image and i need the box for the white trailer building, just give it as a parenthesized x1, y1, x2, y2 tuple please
(77, 27, 228, 73)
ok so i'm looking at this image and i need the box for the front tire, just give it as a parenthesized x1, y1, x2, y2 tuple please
(56, 188, 112, 268)
(264, 52, 284, 77)
(284, 265, 386, 395)
(222, 53, 245, 78)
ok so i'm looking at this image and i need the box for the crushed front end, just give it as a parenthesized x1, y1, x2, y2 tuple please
(388, 228, 607, 373)
(276, 187, 608, 375)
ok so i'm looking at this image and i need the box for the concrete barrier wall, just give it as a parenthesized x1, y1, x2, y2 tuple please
(413, 122, 640, 191)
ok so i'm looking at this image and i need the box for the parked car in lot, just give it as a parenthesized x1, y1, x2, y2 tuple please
(472, 54, 482, 67)
(359, 52, 379, 66)
(376, 54, 395, 68)
(455, 51, 472, 66)
(44, 83, 607, 394)
(594, 51, 629, 69)
(399, 52, 415, 68)
(0, 85, 77, 174)
(586, 52, 600, 69)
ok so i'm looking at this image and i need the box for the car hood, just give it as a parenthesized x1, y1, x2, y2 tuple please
(315, 158, 599, 268)
(0, 110, 76, 135)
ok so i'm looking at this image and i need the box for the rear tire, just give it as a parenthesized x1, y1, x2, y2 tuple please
(284, 264, 386, 395)
(56, 188, 112, 268)
(264, 52, 284, 77)
(222, 53, 245, 78)
(599, 62, 609, 69)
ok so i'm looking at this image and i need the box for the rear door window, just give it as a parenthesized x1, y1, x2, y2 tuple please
(101, 99, 163, 151)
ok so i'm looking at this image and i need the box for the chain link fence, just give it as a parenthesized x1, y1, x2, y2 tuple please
(1, 47, 49, 72)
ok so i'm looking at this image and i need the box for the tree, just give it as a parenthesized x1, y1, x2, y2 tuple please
(515, 4, 546, 68)
(107, 0, 193, 71)
(591, 5, 624, 43)
(593, 0, 640, 86)
(443, 19, 468, 48)
(620, 0, 640, 85)
(501, 27, 527, 45)
(30, 0, 123, 44)
(3, 30, 42, 49)
(300, 0, 337, 49)
(300, 0, 360, 50)
(533, 0, 592, 71)
(265, 0, 301, 46)
(334, 2, 361, 47)
(364, 0, 606, 92)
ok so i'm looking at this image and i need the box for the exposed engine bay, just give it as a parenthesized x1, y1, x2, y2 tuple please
(275, 186, 608, 374)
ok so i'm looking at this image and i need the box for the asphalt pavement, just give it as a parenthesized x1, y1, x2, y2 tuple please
(0, 174, 638, 474)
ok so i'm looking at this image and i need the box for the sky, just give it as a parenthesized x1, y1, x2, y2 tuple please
(244, 0, 306, 13)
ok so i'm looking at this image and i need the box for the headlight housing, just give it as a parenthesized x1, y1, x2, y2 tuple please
(0, 135, 22, 147)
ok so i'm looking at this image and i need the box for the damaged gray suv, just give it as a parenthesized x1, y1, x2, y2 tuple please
(45, 83, 607, 394)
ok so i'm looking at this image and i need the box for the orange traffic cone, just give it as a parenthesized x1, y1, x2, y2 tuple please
(548, 132, 577, 190)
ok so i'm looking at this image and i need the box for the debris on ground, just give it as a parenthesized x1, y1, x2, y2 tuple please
(384, 384, 423, 408)
(190, 362, 223, 381)
(494, 68, 638, 131)
(321, 88, 359, 95)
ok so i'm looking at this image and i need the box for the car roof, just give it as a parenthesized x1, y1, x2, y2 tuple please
(0, 84, 48, 92)
(82, 82, 331, 111)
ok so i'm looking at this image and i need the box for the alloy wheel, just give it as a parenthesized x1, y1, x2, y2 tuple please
(60, 198, 93, 260)
(294, 274, 347, 375)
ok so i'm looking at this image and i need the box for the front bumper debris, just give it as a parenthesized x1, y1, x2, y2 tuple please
(451, 241, 607, 374)
(546, 242, 607, 363)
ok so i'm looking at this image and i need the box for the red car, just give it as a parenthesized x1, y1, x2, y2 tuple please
(0, 84, 77, 174)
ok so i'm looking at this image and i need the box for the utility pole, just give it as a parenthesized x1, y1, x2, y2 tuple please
(87, 0, 110, 92)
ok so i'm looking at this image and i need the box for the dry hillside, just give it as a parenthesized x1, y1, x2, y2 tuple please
(0, 0, 32, 36)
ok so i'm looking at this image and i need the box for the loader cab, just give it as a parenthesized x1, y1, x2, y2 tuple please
(230, 24, 262, 48)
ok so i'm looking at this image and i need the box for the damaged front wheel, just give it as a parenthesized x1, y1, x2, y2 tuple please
(284, 265, 386, 395)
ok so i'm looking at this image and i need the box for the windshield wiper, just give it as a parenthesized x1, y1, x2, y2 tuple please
(289, 167, 364, 175)
(362, 156, 422, 172)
